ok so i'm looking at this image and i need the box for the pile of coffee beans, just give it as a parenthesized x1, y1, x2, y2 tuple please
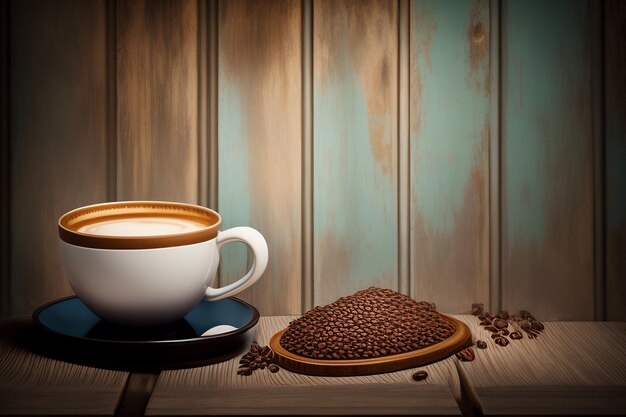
(279, 287, 456, 360)
(237, 342, 277, 376)
(471, 303, 545, 347)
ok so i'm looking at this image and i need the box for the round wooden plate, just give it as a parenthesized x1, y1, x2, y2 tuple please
(269, 315, 472, 376)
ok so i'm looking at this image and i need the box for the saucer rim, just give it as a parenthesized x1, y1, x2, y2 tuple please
(32, 295, 260, 345)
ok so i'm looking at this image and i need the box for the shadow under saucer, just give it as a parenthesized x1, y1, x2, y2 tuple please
(29, 296, 259, 372)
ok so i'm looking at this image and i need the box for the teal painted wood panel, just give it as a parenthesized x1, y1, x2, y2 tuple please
(605, 0, 626, 321)
(313, 0, 398, 306)
(409, 0, 490, 313)
(218, 0, 302, 315)
(9, 0, 108, 314)
(501, 0, 594, 320)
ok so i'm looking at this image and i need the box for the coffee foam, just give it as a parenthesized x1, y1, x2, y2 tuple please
(78, 216, 206, 237)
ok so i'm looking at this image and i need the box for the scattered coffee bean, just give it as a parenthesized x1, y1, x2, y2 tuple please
(456, 347, 475, 361)
(268, 364, 279, 373)
(494, 319, 508, 329)
(280, 287, 456, 360)
(473, 305, 545, 347)
(237, 342, 275, 376)
(476, 340, 487, 349)
(412, 370, 428, 381)
(237, 367, 251, 376)
(471, 303, 484, 316)
(494, 336, 509, 347)
(531, 321, 545, 331)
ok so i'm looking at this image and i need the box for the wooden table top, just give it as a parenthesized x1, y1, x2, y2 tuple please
(0, 317, 129, 416)
(145, 316, 463, 416)
(1, 314, 626, 416)
(454, 315, 626, 415)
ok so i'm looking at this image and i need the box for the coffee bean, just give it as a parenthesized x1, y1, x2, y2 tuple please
(476, 340, 487, 349)
(494, 336, 509, 347)
(494, 319, 508, 329)
(520, 310, 536, 321)
(456, 347, 475, 362)
(475, 305, 546, 345)
(268, 364, 279, 373)
(530, 321, 544, 331)
(237, 367, 251, 375)
(471, 303, 484, 316)
(237, 344, 277, 376)
(412, 370, 428, 381)
(279, 287, 456, 360)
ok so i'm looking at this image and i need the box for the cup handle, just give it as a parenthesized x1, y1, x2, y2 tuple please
(204, 226, 268, 301)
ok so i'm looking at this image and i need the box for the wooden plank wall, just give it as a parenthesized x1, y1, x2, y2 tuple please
(313, 0, 398, 307)
(8, 0, 108, 315)
(116, 0, 199, 203)
(218, 0, 302, 315)
(409, 0, 490, 313)
(1, 0, 624, 320)
(605, 0, 626, 321)
(501, 0, 595, 320)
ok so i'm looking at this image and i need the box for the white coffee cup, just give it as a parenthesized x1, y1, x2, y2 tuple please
(58, 201, 268, 326)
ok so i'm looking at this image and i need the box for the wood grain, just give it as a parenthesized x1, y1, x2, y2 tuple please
(0, 317, 128, 415)
(409, 0, 491, 313)
(605, 0, 626, 321)
(398, 0, 410, 296)
(218, 0, 302, 315)
(116, 0, 198, 203)
(313, 0, 398, 306)
(488, 0, 501, 314)
(302, 0, 314, 313)
(9, 0, 108, 315)
(455, 314, 626, 415)
(0, 0, 8, 316)
(146, 316, 462, 415)
(501, 0, 594, 320)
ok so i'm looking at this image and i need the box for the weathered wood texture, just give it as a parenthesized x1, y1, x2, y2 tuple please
(116, 0, 198, 203)
(313, 0, 398, 307)
(455, 315, 626, 415)
(9, 0, 108, 315)
(218, 0, 302, 315)
(1, 0, 9, 316)
(410, 0, 491, 313)
(501, 0, 595, 320)
(605, 0, 626, 321)
(0, 318, 128, 415)
(146, 316, 461, 415)
(2, 0, 621, 320)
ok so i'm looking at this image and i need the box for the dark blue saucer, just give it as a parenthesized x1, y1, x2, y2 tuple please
(31, 296, 259, 371)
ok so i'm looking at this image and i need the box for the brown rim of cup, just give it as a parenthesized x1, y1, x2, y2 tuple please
(58, 201, 221, 250)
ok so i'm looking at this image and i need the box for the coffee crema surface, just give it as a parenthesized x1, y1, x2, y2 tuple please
(59, 201, 221, 249)
(78, 217, 207, 237)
